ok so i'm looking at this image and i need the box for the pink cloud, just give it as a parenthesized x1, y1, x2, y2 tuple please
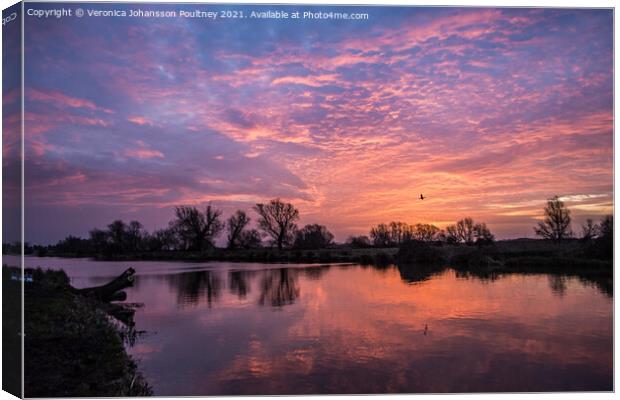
(27, 88, 113, 114)
(128, 115, 154, 126)
(123, 140, 165, 160)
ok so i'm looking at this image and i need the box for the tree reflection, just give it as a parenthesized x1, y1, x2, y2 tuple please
(258, 268, 300, 307)
(228, 270, 258, 299)
(453, 269, 500, 283)
(396, 263, 446, 284)
(548, 275, 568, 297)
(578, 275, 613, 298)
(166, 270, 221, 307)
(301, 265, 331, 280)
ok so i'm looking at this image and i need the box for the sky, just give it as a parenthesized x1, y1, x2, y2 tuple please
(5, 4, 613, 244)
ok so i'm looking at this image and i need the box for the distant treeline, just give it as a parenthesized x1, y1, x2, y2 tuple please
(3, 196, 613, 261)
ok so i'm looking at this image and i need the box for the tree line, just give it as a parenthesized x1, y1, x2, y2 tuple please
(357, 218, 494, 247)
(534, 195, 612, 244)
(50, 198, 333, 255)
(32, 195, 613, 257)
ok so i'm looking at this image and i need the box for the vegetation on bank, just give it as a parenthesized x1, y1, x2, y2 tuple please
(2, 266, 152, 397)
(3, 196, 613, 275)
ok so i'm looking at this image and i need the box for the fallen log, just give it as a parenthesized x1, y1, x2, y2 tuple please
(108, 291, 127, 302)
(71, 268, 137, 326)
(76, 268, 135, 302)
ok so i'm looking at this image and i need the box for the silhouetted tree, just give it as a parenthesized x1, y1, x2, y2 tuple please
(172, 204, 224, 251)
(389, 221, 412, 244)
(442, 218, 493, 245)
(53, 235, 92, 255)
(126, 220, 145, 252)
(237, 229, 263, 249)
(293, 224, 334, 249)
(146, 227, 179, 251)
(253, 199, 299, 250)
(346, 235, 371, 248)
(226, 210, 251, 249)
(580, 219, 600, 241)
(107, 220, 127, 252)
(599, 215, 613, 240)
(456, 218, 475, 245)
(412, 223, 440, 242)
(89, 228, 109, 253)
(596, 215, 613, 259)
(473, 222, 495, 244)
(534, 196, 572, 242)
(442, 225, 460, 244)
(370, 223, 392, 247)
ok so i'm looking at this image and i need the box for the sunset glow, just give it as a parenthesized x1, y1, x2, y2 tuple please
(11, 5, 613, 244)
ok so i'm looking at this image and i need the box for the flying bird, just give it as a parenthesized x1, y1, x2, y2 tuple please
(419, 194, 425, 200)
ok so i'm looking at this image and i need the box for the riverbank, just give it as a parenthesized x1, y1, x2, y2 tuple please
(3, 266, 152, 397)
(28, 238, 612, 273)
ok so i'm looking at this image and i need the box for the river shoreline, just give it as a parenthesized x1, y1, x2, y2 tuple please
(3, 266, 152, 397)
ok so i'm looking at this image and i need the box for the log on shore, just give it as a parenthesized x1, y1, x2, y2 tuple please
(76, 267, 135, 302)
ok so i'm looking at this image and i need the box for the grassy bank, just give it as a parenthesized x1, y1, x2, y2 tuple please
(42, 246, 400, 266)
(2, 267, 21, 397)
(3, 266, 152, 397)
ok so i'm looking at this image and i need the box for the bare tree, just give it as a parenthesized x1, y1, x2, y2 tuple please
(173, 204, 224, 251)
(126, 220, 145, 252)
(149, 227, 179, 251)
(226, 210, 251, 249)
(442, 225, 460, 244)
(580, 219, 600, 241)
(456, 218, 475, 245)
(534, 196, 572, 242)
(442, 219, 493, 245)
(389, 221, 412, 244)
(413, 223, 440, 242)
(238, 229, 263, 249)
(346, 235, 371, 248)
(370, 223, 391, 247)
(473, 222, 495, 244)
(107, 220, 127, 252)
(253, 199, 299, 250)
(89, 228, 109, 253)
(599, 215, 613, 240)
(294, 224, 334, 249)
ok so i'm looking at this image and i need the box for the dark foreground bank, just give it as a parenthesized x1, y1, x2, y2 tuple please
(3, 266, 152, 397)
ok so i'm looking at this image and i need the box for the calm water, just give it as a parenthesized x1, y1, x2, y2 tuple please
(11, 256, 613, 394)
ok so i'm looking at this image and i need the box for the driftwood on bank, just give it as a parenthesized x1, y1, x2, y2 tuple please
(74, 267, 137, 325)
(76, 267, 135, 302)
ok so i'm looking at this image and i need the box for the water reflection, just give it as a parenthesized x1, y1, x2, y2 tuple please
(258, 268, 300, 307)
(9, 256, 613, 395)
(578, 275, 613, 298)
(548, 275, 568, 297)
(144, 263, 613, 311)
(396, 263, 445, 284)
(228, 270, 257, 299)
(160, 265, 335, 308)
(300, 265, 331, 280)
(164, 270, 221, 307)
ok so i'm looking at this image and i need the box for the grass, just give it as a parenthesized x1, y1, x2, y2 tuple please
(3, 266, 152, 397)
(2, 267, 22, 397)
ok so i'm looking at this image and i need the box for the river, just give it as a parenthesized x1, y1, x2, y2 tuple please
(8, 256, 613, 394)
